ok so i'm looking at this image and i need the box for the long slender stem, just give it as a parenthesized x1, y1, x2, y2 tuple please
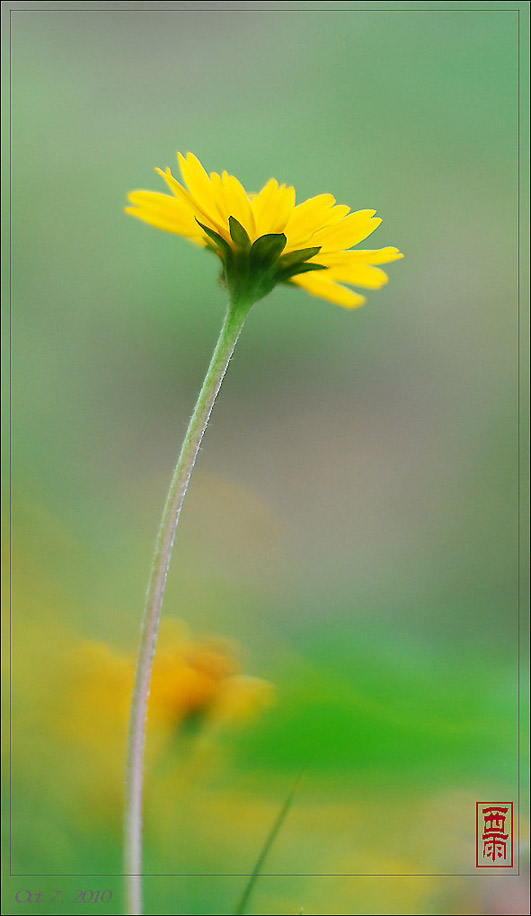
(124, 300, 250, 916)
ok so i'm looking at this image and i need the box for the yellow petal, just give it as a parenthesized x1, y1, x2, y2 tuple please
(128, 189, 192, 218)
(284, 195, 349, 249)
(291, 271, 366, 308)
(155, 167, 195, 209)
(250, 178, 278, 229)
(126, 190, 200, 235)
(327, 264, 389, 289)
(311, 210, 382, 251)
(315, 252, 390, 288)
(125, 206, 205, 242)
(208, 172, 228, 223)
(320, 247, 404, 267)
(177, 152, 228, 238)
(288, 192, 336, 226)
(251, 180, 295, 237)
(177, 152, 213, 204)
(220, 170, 255, 238)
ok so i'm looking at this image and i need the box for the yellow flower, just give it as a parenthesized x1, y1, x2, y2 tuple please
(59, 620, 273, 750)
(126, 152, 403, 309)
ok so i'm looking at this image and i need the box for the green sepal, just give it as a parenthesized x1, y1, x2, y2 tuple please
(229, 216, 251, 249)
(277, 246, 321, 270)
(250, 233, 287, 267)
(195, 219, 232, 259)
(278, 262, 326, 282)
(196, 221, 325, 307)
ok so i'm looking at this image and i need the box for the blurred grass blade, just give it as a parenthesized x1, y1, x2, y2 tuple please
(234, 768, 306, 916)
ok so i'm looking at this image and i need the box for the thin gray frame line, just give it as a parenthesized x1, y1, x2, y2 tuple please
(516, 4, 522, 882)
(3, 7, 525, 12)
(6, 2, 526, 885)
(8, 871, 523, 878)
(9, 1, 13, 883)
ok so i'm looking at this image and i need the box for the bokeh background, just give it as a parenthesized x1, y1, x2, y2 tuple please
(3, 2, 529, 914)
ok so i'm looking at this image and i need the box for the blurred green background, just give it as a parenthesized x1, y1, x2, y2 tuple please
(3, 2, 529, 914)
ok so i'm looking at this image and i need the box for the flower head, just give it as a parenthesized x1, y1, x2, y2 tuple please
(126, 152, 402, 309)
(59, 620, 272, 750)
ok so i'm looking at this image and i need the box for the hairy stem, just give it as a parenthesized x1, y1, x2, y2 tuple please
(124, 301, 250, 915)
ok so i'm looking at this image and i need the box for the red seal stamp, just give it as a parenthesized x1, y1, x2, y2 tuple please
(476, 802, 513, 867)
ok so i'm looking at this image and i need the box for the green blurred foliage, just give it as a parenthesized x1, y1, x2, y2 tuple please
(3, 3, 528, 915)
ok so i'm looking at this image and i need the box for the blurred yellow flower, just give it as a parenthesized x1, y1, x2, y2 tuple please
(126, 152, 402, 308)
(148, 623, 273, 731)
(61, 621, 272, 750)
